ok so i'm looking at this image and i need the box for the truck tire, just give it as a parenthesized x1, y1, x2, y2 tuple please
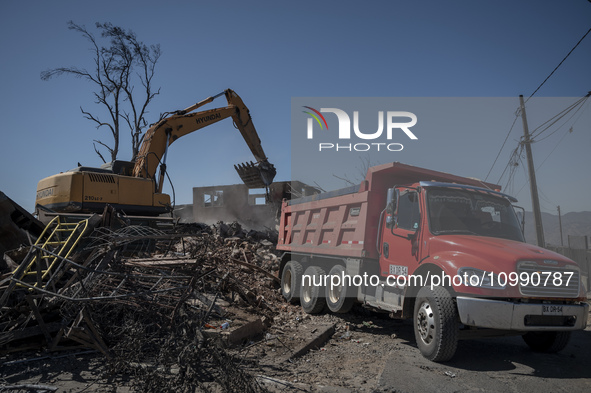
(522, 331, 571, 353)
(325, 264, 355, 313)
(413, 286, 458, 362)
(281, 261, 303, 303)
(300, 265, 326, 314)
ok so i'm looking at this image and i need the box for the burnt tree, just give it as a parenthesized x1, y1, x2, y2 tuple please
(41, 21, 161, 163)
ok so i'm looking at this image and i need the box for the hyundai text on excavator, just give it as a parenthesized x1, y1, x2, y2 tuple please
(35, 89, 276, 222)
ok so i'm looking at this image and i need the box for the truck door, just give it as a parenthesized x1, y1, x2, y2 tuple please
(380, 188, 421, 280)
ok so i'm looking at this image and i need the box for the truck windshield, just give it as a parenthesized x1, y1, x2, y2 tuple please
(426, 188, 524, 242)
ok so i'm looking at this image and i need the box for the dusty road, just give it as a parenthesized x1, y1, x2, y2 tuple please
(249, 305, 591, 393)
(376, 321, 591, 393)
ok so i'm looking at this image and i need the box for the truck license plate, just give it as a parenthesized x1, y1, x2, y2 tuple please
(542, 305, 563, 315)
(389, 264, 408, 276)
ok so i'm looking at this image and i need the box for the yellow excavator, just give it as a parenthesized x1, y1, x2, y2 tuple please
(35, 89, 276, 221)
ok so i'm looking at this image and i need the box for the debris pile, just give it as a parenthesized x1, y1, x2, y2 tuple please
(0, 214, 283, 392)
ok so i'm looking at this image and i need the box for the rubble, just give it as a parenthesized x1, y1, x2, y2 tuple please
(0, 191, 44, 258)
(0, 209, 405, 393)
(277, 323, 336, 363)
(0, 212, 284, 392)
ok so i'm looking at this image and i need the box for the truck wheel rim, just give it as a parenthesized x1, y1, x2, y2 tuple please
(417, 301, 435, 344)
(328, 284, 342, 304)
(283, 270, 292, 294)
(302, 283, 312, 303)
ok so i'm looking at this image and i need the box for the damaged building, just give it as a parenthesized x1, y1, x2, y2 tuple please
(176, 181, 319, 230)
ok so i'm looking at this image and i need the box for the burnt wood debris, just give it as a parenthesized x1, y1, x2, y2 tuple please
(1, 200, 283, 392)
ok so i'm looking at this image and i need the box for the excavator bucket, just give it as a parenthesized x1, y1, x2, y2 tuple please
(235, 160, 277, 189)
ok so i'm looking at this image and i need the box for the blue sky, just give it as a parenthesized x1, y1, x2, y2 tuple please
(1, 0, 590, 214)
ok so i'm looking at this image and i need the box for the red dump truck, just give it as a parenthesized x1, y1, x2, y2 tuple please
(277, 162, 588, 361)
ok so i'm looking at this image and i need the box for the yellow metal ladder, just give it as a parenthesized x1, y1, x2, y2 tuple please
(14, 215, 89, 289)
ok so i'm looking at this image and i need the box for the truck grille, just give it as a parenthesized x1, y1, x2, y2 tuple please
(518, 262, 580, 298)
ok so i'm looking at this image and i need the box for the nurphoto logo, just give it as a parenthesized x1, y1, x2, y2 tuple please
(303, 106, 418, 152)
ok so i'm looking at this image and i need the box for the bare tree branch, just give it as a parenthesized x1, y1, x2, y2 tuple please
(331, 155, 378, 188)
(41, 21, 161, 163)
(93, 141, 108, 164)
(332, 174, 356, 186)
(312, 181, 327, 193)
(81, 107, 114, 135)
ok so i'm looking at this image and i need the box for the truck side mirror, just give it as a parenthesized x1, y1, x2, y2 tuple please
(386, 188, 396, 214)
(513, 205, 525, 235)
(385, 188, 397, 229)
(387, 188, 403, 231)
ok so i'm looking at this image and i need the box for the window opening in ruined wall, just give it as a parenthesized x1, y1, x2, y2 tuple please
(203, 190, 224, 207)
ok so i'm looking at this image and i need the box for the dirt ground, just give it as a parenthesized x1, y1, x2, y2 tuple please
(2, 301, 590, 393)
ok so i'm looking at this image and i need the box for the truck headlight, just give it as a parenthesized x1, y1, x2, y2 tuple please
(458, 267, 506, 289)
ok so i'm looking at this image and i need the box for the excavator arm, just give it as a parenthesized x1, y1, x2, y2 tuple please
(133, 89, 276, 192)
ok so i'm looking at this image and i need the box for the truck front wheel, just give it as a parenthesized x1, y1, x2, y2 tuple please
(325, 264, 355, 313)
(281, 261, 303, 303)
(522, 331, 571, 353)
(413, 286, 459, 362)
(301, 266, 326, 314)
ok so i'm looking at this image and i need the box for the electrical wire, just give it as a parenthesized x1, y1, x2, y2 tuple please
(506, 152, 527, 196)
(529, 94, 589, 140)
(490, 24, 591, 207)
(498, 93, 589, 195)
(485, 112, 520, 181)
(539, 187, 557, 206)
(533, 97, 589, 142)
(486, 94, 586, 184)
(515, 126, 573, 197)
(497, 144, 521, 186)
(529, 96, 583, 139)
(526, 26, 591, 102)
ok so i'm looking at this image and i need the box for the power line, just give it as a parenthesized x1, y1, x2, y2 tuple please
(485, 112, 519, 181)
(487, 24, 590, 185)
(499, 93, 589, 193)
(530, 94, 589, 140)
(486, 90, 587, 185)
(497, 144, 520, 185)
(539, 187, 556, 207)
(529, 95, 584, 138)
(500, 144, 523, 191)
(511, 153, 529, 196)
(515, 126, 573, 196)
(526, 26, 591, 102)
(533, 95, 589, 142)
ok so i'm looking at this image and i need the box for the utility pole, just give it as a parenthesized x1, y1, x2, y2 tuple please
(519, 95, 545, 247)
(557, 205, 564, 247)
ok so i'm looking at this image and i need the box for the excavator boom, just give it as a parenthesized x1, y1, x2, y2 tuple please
(133, 89, 276, 190)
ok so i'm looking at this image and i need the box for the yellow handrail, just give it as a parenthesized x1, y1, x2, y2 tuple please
(14, 215, 90, 288)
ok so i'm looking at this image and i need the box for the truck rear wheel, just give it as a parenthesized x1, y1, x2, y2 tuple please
(522, 331, 571, 353)
(325, 264, 355, 313)
(281, 261, 303, 303)
(413, 286, 458, 362)
(301, 265, 326, 314)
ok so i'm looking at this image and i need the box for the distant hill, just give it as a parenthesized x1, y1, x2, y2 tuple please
(523, 211, 591, 248)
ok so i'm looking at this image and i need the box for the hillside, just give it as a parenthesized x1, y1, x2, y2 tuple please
(523, 211, 591, 248)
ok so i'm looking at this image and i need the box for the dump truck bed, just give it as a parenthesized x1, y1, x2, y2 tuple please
(277, 162, 500, 259)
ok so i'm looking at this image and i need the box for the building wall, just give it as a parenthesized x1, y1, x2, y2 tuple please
(191, 181, 318, 230)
